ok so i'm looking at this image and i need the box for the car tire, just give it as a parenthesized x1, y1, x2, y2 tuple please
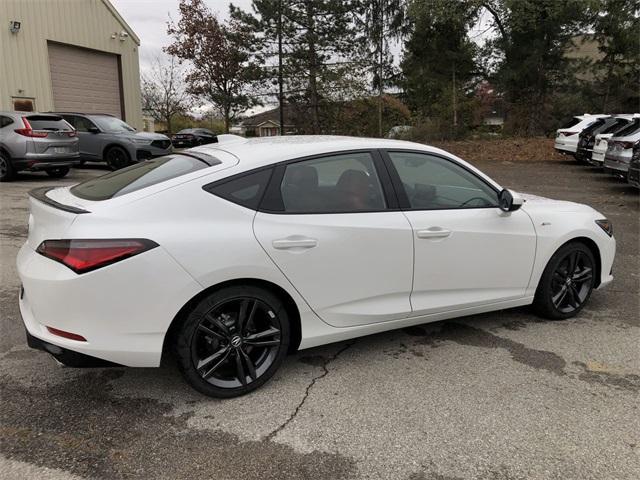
(533, 242, 596, 320)
(0, 150, 15, 182)
(105, 146, 131, 170)
(174, 285, 290, 398)
(45, 166, 70, 178)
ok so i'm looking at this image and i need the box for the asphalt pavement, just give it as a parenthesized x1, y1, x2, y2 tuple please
(0, 156, 638, 480)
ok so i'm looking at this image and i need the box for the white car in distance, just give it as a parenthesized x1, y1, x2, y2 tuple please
(603, 118, 640, 176)
(555, 114, 609, 156)
(17, 136, 616, 397)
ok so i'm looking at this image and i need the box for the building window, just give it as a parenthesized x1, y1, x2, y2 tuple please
(12, 97, 35, 112)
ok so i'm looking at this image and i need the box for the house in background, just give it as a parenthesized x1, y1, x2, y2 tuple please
(231, 107, 297, 137)
(0, 0, 143, 129)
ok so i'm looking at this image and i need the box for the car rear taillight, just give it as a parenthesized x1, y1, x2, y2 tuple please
(559, 132, 577, 137)
(620, 141, 634, 149)
(36, 239, 158, 274)
(15, 117, 48, 138)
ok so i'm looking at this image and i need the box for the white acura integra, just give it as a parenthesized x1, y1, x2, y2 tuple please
(17, 136, 616, 397)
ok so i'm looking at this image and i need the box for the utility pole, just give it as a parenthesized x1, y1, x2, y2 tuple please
(452, 66, 458, 129)
(377, 0, 384, 138)
(278, 0, 285, 135)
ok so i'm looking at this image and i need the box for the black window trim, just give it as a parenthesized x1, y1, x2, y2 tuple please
(380, 148, 502, 212)
(202, 165, 275, 210)
(0, 116, 14, 128)
(259, 148, 399, 215)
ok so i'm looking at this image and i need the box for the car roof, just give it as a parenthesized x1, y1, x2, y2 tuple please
(192, 135, 458, 168)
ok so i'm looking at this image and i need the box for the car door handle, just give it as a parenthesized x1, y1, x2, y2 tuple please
(416, 228, 451, 239)
(272, 237, 318, 249)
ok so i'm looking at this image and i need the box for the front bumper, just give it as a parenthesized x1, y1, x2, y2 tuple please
(132, 144, 173, 162)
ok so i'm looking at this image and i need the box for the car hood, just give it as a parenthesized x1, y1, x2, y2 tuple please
(517, 192, 596, 214)
(110, 131, 170, 140)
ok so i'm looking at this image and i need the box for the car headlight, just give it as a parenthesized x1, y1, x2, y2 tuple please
(595, 219, 613, 237)
(129, 138, 152, 145)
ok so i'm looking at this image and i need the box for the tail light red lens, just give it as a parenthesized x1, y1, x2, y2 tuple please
(36, 239, 158, 274)
(15, 117, 48, 138)
(559, 132, 577, 137)
(621, 141, 634, 149)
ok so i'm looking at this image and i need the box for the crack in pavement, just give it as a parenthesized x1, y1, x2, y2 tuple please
(265, 340, 356, 441)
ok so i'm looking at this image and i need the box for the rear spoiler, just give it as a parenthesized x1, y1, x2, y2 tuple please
(29, 186, 90, 214)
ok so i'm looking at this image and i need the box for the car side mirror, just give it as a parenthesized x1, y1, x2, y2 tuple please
(498, 189, 524, 212)
(87, 126, 100, 134)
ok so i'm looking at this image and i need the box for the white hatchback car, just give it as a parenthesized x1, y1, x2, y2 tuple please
(555, 114, 608, 155)
(17, 136, 616, 397)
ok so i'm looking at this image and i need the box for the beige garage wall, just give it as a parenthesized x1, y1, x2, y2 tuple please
(0, 0, 143, 129)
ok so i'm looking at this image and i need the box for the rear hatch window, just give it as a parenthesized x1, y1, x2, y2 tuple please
(26, 115, 73, 131)
(70, 152, 220, 201)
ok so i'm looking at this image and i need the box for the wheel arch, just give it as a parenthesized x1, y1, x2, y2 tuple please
(161, 278, 302, 364)
(550, 236, 602, 288)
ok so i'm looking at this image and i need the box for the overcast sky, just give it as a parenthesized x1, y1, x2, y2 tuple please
(110, 0, 254, 71)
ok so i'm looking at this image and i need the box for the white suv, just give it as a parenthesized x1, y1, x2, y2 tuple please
(555, 114, 608, 155)
(590, 114, 639, 166)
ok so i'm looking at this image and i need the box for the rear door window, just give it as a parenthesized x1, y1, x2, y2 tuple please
(71, 153, 218, 200)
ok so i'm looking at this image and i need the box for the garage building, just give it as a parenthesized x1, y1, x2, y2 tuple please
(0, 0, 143, 129)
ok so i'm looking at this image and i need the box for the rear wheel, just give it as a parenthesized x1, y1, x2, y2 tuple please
(105, 146, 130, 170)
(45, 166, 70, 178)
(175, 285, 290, 398)
(0, 151, 15, 182)
(533, 242, 596, 320)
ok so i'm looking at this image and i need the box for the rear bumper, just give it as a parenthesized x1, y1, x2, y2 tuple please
(17, 242, 202, 367)
(554, 140, 577, 154)
(13, 156, 80, 170)
(604, 154, 630, 175)
(26, 329, 121, 367)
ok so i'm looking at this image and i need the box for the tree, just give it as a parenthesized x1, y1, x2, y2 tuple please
(352, 0, 408, 136)
(231, 0, 363, 134)
(141, 56, 191, 135)
(401, 0, 478, 136)
(589, 0, 640, 113)
(166, 0, 260, 132)
(479, 0, 590, 135)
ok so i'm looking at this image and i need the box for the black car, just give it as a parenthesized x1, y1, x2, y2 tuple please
(576, 116, 631, 163)
(171, 128, 218, 148)
(628, 141, 640, 189)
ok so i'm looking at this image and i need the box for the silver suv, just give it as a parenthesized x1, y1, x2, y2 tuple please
(57, 113, 173, 170)
(0, 112, 79, 181)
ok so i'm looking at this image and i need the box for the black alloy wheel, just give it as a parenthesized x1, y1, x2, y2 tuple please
(175, 286, 290, 398)
(533, 242, 596, 320)
(105, 146, 130, 170)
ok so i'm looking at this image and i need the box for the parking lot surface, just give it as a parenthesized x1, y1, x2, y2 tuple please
(1, 156, 638, 480)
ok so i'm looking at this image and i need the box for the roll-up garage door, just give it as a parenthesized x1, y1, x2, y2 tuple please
(48, 42, 123, 118)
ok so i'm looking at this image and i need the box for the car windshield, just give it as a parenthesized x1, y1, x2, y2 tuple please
(92, 116, 136, 133)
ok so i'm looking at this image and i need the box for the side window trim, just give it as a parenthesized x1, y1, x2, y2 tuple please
(258, 149, 398, 214)
(380, 149, 500, 211)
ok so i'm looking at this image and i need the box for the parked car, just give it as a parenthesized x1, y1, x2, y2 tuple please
(575, 115, 634, 163)
(589, 116, 639, 167)
(57, 113, 172, 170)
(554, 114, 608, 156)
(0, 112, 79, 181)
(18, 136, 616, 397)
(626, 141, 639, 189)
(603, 118, 640, 177)
(172, 128, 218, 148)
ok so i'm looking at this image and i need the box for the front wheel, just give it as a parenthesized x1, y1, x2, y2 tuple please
(45, 166, 70, 178)
(533, 242, 596, 320)
(105, 146, 130, 170)
(175, 286, 290, 398)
